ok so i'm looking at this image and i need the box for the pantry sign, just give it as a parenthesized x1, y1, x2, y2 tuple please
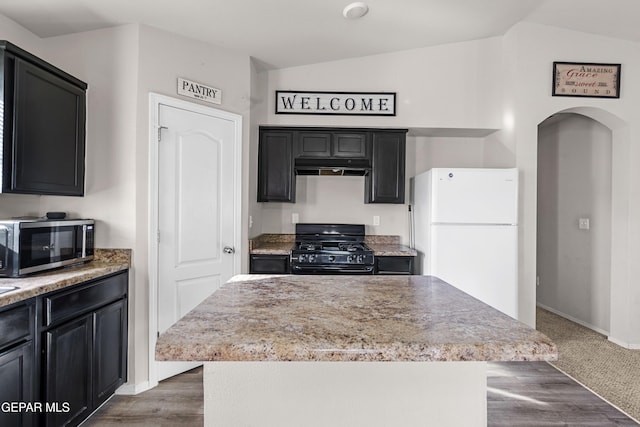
(177, 77, 222, 105)
(276, 91, 396, 116)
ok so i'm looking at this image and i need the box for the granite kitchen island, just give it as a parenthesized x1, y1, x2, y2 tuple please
(156, 274, 557, 426)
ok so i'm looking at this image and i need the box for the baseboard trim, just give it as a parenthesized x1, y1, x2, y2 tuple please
(536, 303, 609, 336)
(607, 336, 640, 350)
(537, 303, 640, 349)
(116, 381, 153, 395)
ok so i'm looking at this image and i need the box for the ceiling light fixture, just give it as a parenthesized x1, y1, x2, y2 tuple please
(343, 2, 369, 19)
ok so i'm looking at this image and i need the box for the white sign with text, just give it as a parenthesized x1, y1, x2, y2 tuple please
(275, 91, 396, 116)
(178, 78, 221, 105)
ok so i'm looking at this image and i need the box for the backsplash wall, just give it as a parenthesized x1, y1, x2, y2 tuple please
(255, 134, 509, 243)
(259, 175, 410, 241)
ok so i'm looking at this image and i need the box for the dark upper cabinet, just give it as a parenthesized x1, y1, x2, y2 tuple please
(0, 41, 87, 196)
(257, 129, 296, 202)
(296, 130, 369, 159)
(296, 131, 332, 157)
(257, 126, 406, 204)
(332, 132, 369, 158)
(365, 130, 406, 204)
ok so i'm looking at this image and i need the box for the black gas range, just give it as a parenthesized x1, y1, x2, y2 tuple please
(290, 223, 375, 274)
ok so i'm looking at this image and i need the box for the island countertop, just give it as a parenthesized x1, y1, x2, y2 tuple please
(156, 274, 557, 363)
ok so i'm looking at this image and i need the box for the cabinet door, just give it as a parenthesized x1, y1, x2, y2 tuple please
(296, 131, 332, 158)
(250, 254, 290, 274)
(0, 341, 35, 427)
(44, 315, 92, 427)
(258, 130, 295, 202)
(332, 132, 370, 158)
(376, 256, 414, 275)
(93, 299, 128, 407)
(365, 131, 406, 204)
(11, 58, 86, 196)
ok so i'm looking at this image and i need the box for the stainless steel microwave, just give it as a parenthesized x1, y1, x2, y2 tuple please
(0, 219, 95, 277)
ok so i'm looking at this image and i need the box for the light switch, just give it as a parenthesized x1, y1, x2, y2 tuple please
(292, 213, 299, 224)
(578, 218, 590, 230)
(373, 215, 380, 226)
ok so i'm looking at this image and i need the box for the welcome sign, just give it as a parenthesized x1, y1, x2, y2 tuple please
(275, 91, 396, 116)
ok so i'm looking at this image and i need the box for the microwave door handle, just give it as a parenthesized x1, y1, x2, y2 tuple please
(82, 225, 87, 258)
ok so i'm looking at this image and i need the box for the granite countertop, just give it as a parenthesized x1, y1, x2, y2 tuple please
(156, 274, 557, 363)
(249, 234, 417, 256)
(0, 249, 131, 308)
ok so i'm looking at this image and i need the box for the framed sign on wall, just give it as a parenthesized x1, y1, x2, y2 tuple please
(552, 62, 621, 98)
(275, 91, 396, 116)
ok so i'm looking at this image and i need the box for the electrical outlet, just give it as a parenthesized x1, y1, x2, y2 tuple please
(292, 213, 299, 224)
(373, 215, 380, 226)
(578, 218, 590, 230)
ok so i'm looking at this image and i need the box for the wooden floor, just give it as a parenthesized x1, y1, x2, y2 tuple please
(83, 362, 638, 426)
(487, 362, 638, 426)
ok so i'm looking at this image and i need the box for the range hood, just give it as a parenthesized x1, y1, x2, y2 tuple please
(294, 158, 371, 176)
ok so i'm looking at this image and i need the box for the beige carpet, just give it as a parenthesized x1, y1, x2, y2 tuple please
(537, 307, 640, 422)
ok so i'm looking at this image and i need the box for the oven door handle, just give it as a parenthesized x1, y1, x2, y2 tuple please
(291, 265, 375, 274)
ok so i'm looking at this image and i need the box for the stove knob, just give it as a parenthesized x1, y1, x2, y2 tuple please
(347, 255, 355, 263)
(298, 254, 306, 262)
(356, 255, 364, 263)
(328, 255, 336, 262)
(309, 254, 316, 263)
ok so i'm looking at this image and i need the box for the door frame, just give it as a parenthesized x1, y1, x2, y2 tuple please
(147, 93, 242, 388)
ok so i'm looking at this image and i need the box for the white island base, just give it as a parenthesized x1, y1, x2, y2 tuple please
(204, 361, 487, 427)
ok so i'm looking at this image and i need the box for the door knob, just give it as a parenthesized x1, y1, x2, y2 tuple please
(223, 246, 235, 254)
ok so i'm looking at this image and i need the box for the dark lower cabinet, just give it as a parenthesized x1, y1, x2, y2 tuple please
(250, 254, 290, 274)
(44, 315, 93, 427)
(0, 299, 35, 427)
(93, 299, 127, 407)
(0, 272, 127, 427)
(41, 271, 128, 427)
(0, 341, 35, 427)
(375, 256, 415, 275)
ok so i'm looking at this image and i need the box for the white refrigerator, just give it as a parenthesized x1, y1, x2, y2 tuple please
(411, 168, 518, 318)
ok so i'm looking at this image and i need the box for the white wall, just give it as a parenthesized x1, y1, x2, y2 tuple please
(0, 15, 59, 217)
(2, 14, 640, 395)
(537, 114, 612, 332)
(0, 16, 253, 390)
(134, 25, 251, 388)
(256, 37, 507, 241)
(259, 22, 640, 345)
(265, 37, 504, 129)
(257, 134, 504, 241)
(505, 22, 640, 345)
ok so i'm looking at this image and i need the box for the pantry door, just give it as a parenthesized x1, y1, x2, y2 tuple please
(150, 94, 241, 383)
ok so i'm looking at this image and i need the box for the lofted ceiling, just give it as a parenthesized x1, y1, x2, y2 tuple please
(0, 0, 639, 69)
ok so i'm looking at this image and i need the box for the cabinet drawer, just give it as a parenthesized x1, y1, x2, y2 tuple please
(43, 272, 127, 327)
(376, 256, 414, 275)
(250, 255, 290, 274)
(0, 302, 33, 349)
